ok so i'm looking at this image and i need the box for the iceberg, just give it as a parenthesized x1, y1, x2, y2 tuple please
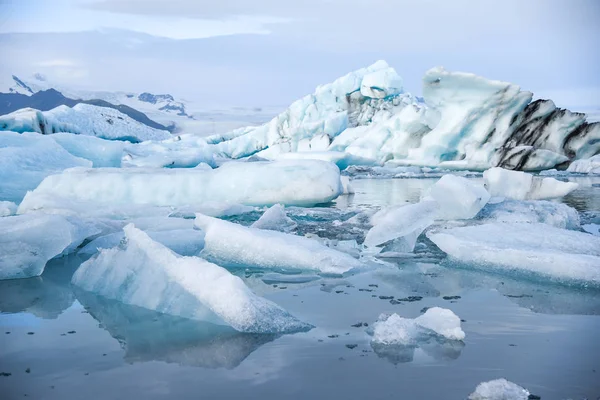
(0, 201, 17, 216)
(425, 174, 490, 220)
(567, 154, 600, 174)
(272, 151, 376, 171)
(483, 167, 578, 200)
(251, 204, 297, 233)
(122, 134, 215, 168)
(477, 200, 580, 229)
(371, 307, 465, 345)
(51, 132, 126, 167)
(72, 224, 312, 333)
(0, 214, 100, 280)
(364, 201, 438, 252)
(428, 222, 600, 285)
(18, 160, 344, 214)
(468, 379, 530, 400)
(195, 214, 363, 274)
(0, 131, 92, 203)
(340, 176, 355, 194)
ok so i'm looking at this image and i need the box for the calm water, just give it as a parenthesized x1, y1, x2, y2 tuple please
(1, 177, 600, 399)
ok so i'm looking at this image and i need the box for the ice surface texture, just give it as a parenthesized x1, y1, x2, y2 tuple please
(72, 225, 312, 333)
(18, 160, 343, 213)
(371, 307, 465, 345)
(428, 223, 600, 285)
(196, 214, 363, 275)
(468, 379, 530, 400)
(477, 200, 580, 229)
(483, 167, 578, 200)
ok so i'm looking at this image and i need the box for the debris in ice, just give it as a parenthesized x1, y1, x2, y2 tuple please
(251, 204, 297, 233)
(477, 200, 580, 229)
(0, 214, 100, 280)
(567, 154, 600, 174)
(195, 214, 363, 275)
(0, 201, 17, 217)
(18, 160, 344, 214)
(72, 224, 312, 333)
(468, 379, 530, 400)
(483, 167, 578, 200)
(428, 222, 600, 285)
(364, 201, 438, 253)
(371, 308, 465, 345)
(424, 174, 490, 220)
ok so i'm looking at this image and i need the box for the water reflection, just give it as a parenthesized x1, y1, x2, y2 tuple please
(0, 254, 82, 318)
(371, 337, 465, 365)
(75, 290, 278, 369)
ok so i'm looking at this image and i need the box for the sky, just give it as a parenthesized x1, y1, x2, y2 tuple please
(0, 0, 599, 109)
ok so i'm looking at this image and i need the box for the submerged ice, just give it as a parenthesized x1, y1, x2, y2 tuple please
(72, 225, 312, 333)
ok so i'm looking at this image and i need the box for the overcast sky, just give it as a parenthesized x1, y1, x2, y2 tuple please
(0, 0, 598, 108)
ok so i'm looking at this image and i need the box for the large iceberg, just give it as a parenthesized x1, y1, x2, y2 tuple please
(428, 223, 600, 285)
(483, 167, 578, 200)
(0, 214, 100, 280)
(195, 214, 363, 274)
(18, 160, 344, 214)
(72, 225, 312, 333)
(0, 104, 171, 142)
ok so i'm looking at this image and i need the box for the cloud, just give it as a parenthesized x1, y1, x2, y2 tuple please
(36, 59, 77, 67)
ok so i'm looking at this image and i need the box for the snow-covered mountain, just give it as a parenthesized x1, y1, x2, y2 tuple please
(0, 74, 277, 136)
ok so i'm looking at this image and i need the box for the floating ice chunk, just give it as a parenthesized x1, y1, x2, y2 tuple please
(79, 229, 205, 257)
(195, 214, 363, 275)
(251, 204, 297, 233)
(0, 201, 17, 216)
(413, 307, 465, 341)
(72, 225, 311, 333)
(0, 214, 99, 280)
(483, 167, 578, 200)
(364, 201, 438, 252)
(0, 131, 92, 203)
(567, 154, 600, 174)
(477, 200, 580, 229)
(425, 175, 490, 220)
(340, 176, 355, 194)
(273, 151, 376, 171)
(428, 223, 600, 284)
(360, 68, 403, 98)
(18, 160, 344, 214)
(468, 379, 530, 400)
(371, 307, 464, 345)
(50, 132, 126, 167)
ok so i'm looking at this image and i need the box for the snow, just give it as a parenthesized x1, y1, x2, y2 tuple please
(425, 175, 490, 220)
(0, 131, 92, 203)
(72, 224, 312, 333)
(477, 200, 580, 229)
(1, 105, 171, 142)
(428, 223, 600, 285)
(371, 307, 465, 345)
(468, 379, 530, 400)
(0, 214, 100, 280)
(251, 204, 298, 232)
(567, 154, 600, 174)
(364, 201, 438, 253)
(195, 214, 363, 275)
(18, 160, 344, 214)
(483, 167, 578, 200)
(0, 201, 17, 216)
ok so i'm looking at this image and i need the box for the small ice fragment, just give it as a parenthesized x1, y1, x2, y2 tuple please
(251, 204, 297, 232)
(468, 379, 530, 400)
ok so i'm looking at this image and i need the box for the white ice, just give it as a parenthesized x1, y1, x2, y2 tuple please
(483, 167, 578, 200)
(340, 176, 355, 194)
(468, 379, 530, 400)
(371, 307, 465, 346)
(477, 200, 580, 229)
(567, 154, 600, 174)
(251, 204, 297, 233)
(428, 222, 600, 284)
(122, 134, 215, 168)
(195, 214, 363, 275)
(0, 214, 101, 280)
(18, 160, 344, 214)
(72, 224, 312, 333)
(425, 174, 490, 220)
(0, 201, 17, 216)
(364, 201, 438, 253)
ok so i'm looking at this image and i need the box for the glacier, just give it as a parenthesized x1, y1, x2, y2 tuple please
(17, 159, 344, 214)
(195, 214, 363, 275)
(428, 223, 600, 285)
(72, 224, 312, 333)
